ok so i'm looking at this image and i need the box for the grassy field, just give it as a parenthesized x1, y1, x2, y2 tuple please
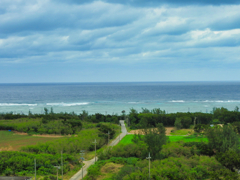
(170, 129, 193, 135)
(118, 134, 208, 146)
(0, 131, 65, 151)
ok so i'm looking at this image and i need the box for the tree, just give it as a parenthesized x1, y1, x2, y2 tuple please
(194, 124, 208, 133)
(215, 149, 240, 172)
(151, 108, 165, 115)
(174, 118, 182, 130)
(132, 123, 169, 159)
(205, 124, 240, 153)
(44, 108, 49, 115)
(181, 116, 192, 128)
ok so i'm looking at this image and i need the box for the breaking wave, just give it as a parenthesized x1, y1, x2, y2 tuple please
(46, 102, 89, 106)
(0, 103, 37, 106)
(169, 100, 185, 103)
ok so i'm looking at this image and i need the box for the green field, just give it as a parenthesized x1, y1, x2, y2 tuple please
(0, 131, 64, 151)
(118, 134, 208, 146)
(170, 129, 193, 135)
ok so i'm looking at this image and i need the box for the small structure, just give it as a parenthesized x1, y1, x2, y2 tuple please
(0, 177, 32, 180)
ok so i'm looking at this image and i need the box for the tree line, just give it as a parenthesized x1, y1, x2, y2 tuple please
(128, 106, 240, 129)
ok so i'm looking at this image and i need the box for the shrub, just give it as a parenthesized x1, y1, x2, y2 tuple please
(160, 141, 197, 158)
(205, 124, 240, 153)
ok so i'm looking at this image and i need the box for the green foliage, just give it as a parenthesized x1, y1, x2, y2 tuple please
(112, 165, 139, 180)
(120, 156, 224, 180)
(184, 142, 214, 156)
(232, 121, 240, 134)
(174, 116, 192, 130)
(98, 143, 147, 160)
(161, 141, 198, 158)
(132, 123, 169, 160)
(181, 116, 192, 128)
(209, 169, 239, 180)
(98, 123, 116, 140)
(174, 118, 183, 130)
(151, 108, 166, 114)
(0, 118, 82, 135)
(170, 129, 190, 135)
(21, 129, 105, 154)
(0, 151, 76, 176)
(194, 124, 209, 133)
(215, 149, 240, 172)
(205, 124, 240, 153)
(85, 157, 139, 180)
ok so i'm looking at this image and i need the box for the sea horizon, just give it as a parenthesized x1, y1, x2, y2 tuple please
(1, 81, 240, 115)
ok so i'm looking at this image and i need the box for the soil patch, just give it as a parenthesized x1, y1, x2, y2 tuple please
(13, 131, 76, 137)
(129, 127, 174, 136)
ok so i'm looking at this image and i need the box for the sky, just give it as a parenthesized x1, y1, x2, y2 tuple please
(0, 0, 240, 83)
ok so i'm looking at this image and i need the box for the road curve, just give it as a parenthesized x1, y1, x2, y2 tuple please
(70, 120, 127, 180)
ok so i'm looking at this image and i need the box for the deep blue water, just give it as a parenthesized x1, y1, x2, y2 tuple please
(0, 82, 240, 114)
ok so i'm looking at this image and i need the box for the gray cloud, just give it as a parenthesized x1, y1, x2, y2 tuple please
(55, 0, 240, 6)
(0, 0, 240, 82)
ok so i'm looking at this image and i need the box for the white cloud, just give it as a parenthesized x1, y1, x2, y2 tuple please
(0, 1, 240, 82)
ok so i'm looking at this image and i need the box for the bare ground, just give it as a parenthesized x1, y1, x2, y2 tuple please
(129, 127, 175, 136)
(13, 131, 76, 137)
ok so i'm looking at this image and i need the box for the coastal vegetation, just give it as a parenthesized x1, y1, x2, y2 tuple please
(1, 106, 240, 179)
(87, 124, 239, 179)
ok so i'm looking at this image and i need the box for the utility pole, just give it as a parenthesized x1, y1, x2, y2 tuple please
(146, 152, 151, 180)
(54, 166, 60, 180)
(119, 123, 121, 142)
(80, 150, 85, 180)
(61, 151, 63, 180)
(34, 158, 36, 180)
(93, 139, 97, 162)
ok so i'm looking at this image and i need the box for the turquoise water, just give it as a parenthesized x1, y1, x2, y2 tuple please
(0, 82, 240, 115)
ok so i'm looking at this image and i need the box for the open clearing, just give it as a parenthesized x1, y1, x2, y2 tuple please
(129, 127, 174, 135)
(129, 127, 194, 136)
(118, 134, 208, 146)
(0, 131, 65, 151)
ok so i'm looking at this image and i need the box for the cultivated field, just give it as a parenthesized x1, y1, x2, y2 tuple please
(0, 130, 65, 151)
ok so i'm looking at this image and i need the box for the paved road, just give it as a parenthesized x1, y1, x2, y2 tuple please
(109, 120, 127, 146)
(70, 120, 127, 180)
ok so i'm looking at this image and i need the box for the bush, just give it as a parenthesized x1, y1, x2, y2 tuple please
(98, 143, 147, 160)
(184, 142, 214, 156)
(205, 124, 240, 153)
(122, 156, 224, 180)
(175, 118, 182, 130)
(0, 151, 76, 176)
(160, 141, 197, 158)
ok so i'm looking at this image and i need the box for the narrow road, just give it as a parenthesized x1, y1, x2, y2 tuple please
(70, 120, 127, 180)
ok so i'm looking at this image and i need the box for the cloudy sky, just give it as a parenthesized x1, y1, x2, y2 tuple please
(1, 0, 240, 83)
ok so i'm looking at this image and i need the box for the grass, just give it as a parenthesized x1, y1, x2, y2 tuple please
(124, 122, 131, 132)
(170, 129, 193, 135)
(97, 162, 123, 180)
(0, 130, 65, 151)
(118, 134, 208, 146)
(169, 135, 208, 142)
(118, 134, 134, 146)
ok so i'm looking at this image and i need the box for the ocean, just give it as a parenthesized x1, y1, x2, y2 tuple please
(0, 82, 240, 115)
